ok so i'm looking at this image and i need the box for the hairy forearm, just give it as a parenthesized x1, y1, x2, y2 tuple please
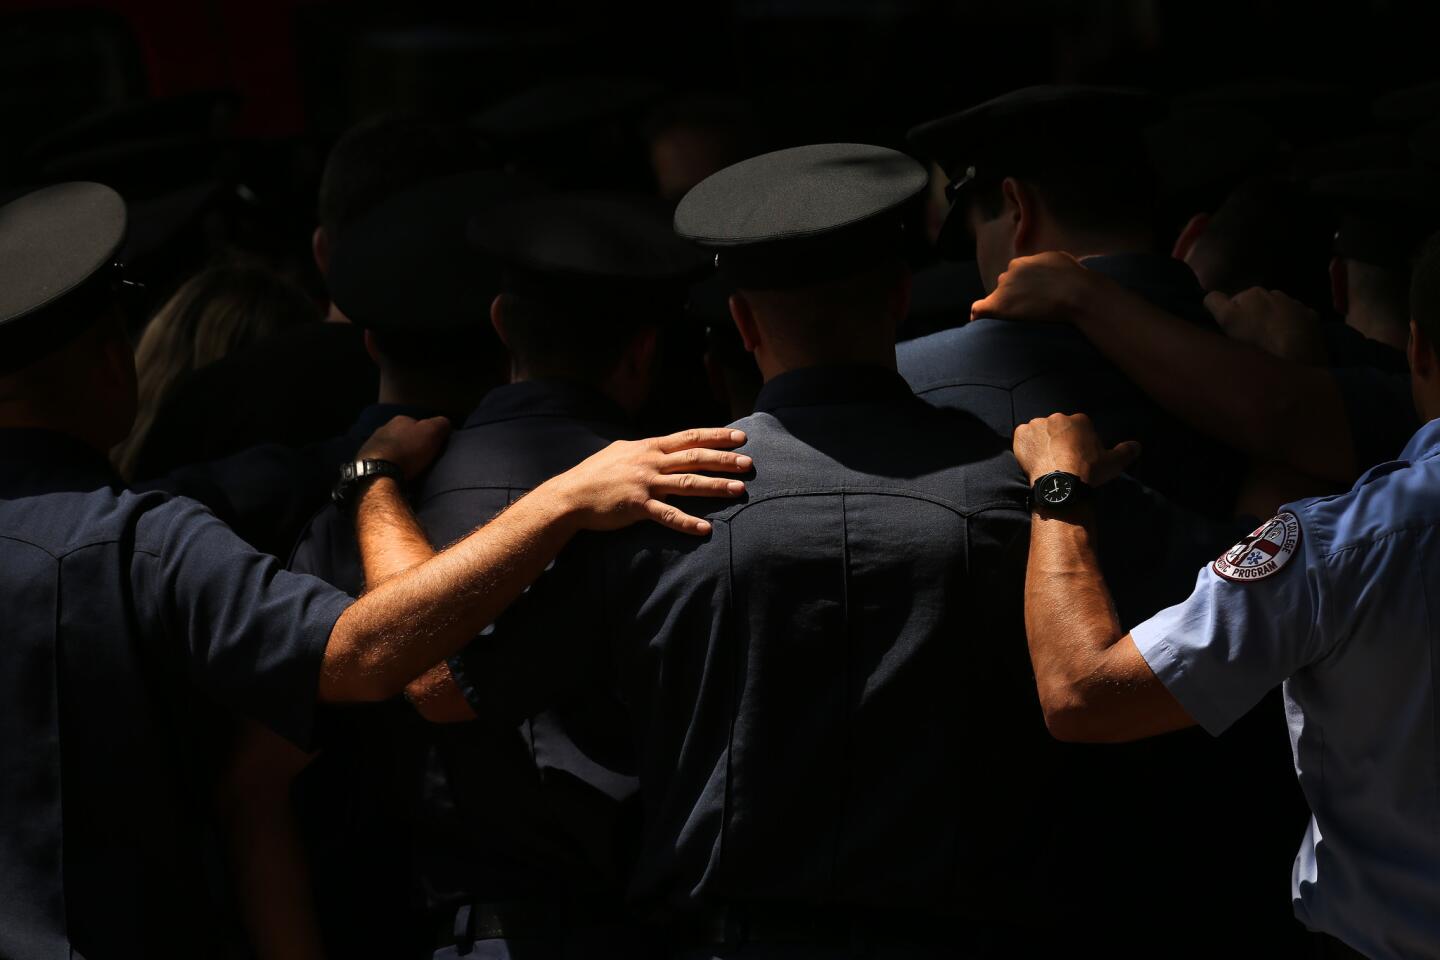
(356, 480, 436, 589)
(1073, 288, 1354, 482)
(320, 477, 577, 701)
(405, 661, 476, 722)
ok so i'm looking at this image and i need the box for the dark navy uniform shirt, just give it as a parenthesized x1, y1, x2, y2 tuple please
(0, 429, 350, 959)
(290, 382, 639, 938)
(413, 380, 640, 909)
(897, 253, 1242, 518)
(450, 366, 1044, 925)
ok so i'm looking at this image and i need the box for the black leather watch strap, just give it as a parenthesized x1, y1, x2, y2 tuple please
(332, 458, 404, 506)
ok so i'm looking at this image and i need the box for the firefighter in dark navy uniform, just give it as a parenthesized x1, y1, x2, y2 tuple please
(300, 187, 706, 960)
(0, 181, 749, 960)
(394, 144, 1049, 958)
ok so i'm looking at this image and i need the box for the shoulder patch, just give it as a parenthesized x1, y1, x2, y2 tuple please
(1212, 512, 1302, 583)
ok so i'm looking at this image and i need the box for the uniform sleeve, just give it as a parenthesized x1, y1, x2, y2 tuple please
(133, 497, 353, 750)
(447, 534, 605, 724)
(1332, 366, 1420, 473)
(1129, 510, 1334, 736)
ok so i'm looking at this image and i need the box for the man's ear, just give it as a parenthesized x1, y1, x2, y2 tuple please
(1330, 256, 1349, 317)
(1004, 177, 1036, 253)
(1409, 319, 1434, 379)
(730, 293, 760, 354)
(1172, 212, 1209, 262)
(361, 328, 382, 367)
(627, 325, 659, 377)
(312, 226, 330, 278)
(489, 295, 510, 347)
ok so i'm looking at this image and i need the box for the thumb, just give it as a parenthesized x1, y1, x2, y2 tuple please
(1203, 290, 1232, 324)
(1093, 440, 1142, 483)
(418, 415, 453, 439)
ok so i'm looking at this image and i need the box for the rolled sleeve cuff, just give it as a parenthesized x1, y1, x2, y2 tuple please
(1130, 619, 1237, 738)
(279, 589, 354, 752)
(446, 651, 487, 717)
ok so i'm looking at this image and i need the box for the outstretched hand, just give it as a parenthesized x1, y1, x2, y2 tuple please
(542, 427, 752, 536)
(970, 251, 1101, 324)
(1013, 413, 1140, 487)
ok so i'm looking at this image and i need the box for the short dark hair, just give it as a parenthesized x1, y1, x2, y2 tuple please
(317, 115, 491, 240)
(965, 134, 1155, 239)
(1194, 176, 1334, 307)
(496, 291, 667, 383)
(738, 257, 907, 345)
(1409, 230, 1440, 350)
(369, 324, 504, 382)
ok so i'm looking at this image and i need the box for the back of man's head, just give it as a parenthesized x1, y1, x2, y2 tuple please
(911, 88, 1163, 258)
(0, 308, 136, 450)
(966, 134, 1156, 247)
(1186, 176, 1333, 307)
(738, 258, 908, 361)
(473, 191, 704, 392)
(0, 181, 135, 449)
(494, 286, 668, 385)
(1409, 230, 1440, 355)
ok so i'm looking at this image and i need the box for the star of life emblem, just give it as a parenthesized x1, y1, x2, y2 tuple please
(1212, 512, 1302, 583)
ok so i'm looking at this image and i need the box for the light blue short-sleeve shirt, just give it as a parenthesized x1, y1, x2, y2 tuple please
(1131, 418, 1440, 960)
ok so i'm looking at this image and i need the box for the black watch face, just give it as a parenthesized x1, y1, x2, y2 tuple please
(1038, 473, 1075, 506)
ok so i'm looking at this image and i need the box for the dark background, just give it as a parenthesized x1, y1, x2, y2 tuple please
(2, 0, 1434, 300)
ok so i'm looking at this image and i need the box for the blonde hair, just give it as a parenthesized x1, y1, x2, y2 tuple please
(114, 259, 318, 479)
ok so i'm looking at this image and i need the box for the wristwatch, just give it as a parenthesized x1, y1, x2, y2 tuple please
(332, 458, 403, 506)
(1030, 470, 1091, 511)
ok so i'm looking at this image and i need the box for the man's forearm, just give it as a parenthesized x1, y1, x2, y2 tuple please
(320, 477, 577, 701)
(1072, 287, 1354, 483)
(1025, 508, 1195, 742)
(1025, 509, 1126, 732)
(357, 477, 436, 588)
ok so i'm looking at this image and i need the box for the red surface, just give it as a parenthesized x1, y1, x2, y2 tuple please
(0, 0, 325, 136)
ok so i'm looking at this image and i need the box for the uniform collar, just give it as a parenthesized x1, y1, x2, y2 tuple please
(0, 427, 117, 491)
(753, 363, 916, 413)
(1399, 417, 1440, 463)
(1079, 253, 1207, 308)
(464, 379, 630, 429)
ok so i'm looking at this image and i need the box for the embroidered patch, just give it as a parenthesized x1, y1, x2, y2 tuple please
(1212, 512, 1302, 583)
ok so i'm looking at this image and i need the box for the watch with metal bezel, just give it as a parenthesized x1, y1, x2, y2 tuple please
(1030, 470, 1091, 511)
(332, 458, 404, 506)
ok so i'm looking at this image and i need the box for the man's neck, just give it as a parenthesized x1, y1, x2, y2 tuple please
(1346, 301, 1409, 352)
(757, 347, 897, 384)
(1026, 228, 1153, 264)
(509, 367, 640, 415)
(375, 372, 488, 421)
